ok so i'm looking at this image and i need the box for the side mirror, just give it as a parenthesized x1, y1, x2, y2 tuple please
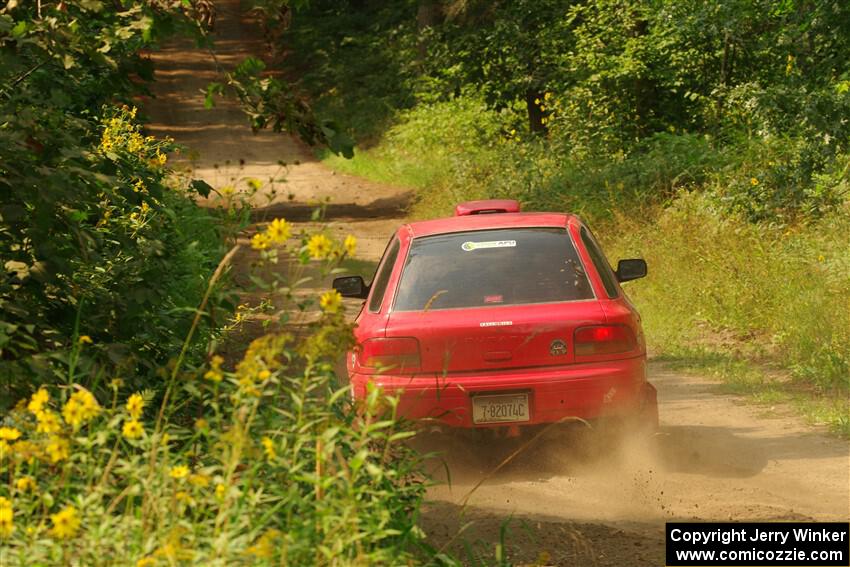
(615, 259, 647, 282)
(333, 275, 369, 299)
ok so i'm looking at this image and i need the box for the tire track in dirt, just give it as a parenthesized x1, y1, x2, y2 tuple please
(143, 3, 849, 565)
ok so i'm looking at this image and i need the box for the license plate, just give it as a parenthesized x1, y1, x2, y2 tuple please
(472, 393, 530, 424)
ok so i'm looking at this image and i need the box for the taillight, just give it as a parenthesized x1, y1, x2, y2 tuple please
(574, 325, 636, 356)
(360, 338, 421, 372)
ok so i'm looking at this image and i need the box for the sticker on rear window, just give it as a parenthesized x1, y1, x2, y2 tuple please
(461, 240, 516, 251)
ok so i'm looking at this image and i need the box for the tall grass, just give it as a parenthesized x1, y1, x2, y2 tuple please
(604, 193, 850, 393)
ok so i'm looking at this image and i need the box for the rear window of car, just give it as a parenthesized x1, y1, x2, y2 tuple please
(393, 228, 594, 312)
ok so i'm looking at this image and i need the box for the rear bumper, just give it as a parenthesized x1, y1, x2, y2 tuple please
(350, 357, 656, 428)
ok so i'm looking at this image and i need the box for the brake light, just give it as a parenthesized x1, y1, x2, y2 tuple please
(360, 338, 421, 372)
(574, 325, 636, 356)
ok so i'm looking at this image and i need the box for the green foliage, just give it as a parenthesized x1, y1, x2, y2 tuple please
(604, 192, 850, 393)
(424, 0, 571, 131)
(0, 3, 228, 402)
(283, 0, 420, 141)
(0, 300, 427, 564)
(0, 2, 433, 564)
(289, 0, 850, 220)
(206, 55, 355, 157)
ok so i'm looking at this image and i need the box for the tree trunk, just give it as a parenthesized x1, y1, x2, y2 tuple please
(525, 89, 546, 134)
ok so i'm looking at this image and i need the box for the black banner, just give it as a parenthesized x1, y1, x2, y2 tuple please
(666, 522, 849, 566)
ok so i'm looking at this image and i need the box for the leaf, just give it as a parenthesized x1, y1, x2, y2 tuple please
(63, 54, 75, 70)
(320, 120, 355, 158)
(189, 179, 213, 198)
(204, 82, 223, 109)
(79, 0, 104, 12)
(234, 56, 266, 77)
(69, 210, 88, 222)
(11, 20, 26, 38)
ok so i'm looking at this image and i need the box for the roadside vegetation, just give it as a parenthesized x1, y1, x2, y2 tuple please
(0, 1, 432, 564)
(284, 0, 850, 435)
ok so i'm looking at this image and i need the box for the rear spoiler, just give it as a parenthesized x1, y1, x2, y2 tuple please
(454, 199, 521, 216)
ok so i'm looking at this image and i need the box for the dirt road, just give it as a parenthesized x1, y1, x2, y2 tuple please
(145, 4, 849, 565)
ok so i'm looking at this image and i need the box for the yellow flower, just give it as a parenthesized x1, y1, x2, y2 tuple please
(195, 418, 209, 431)
(9, 440, 39, 463)
(36, 410, 61, 434)
(258, 369, 271, 381)
(136, 558, 156, 567)
(266, 218, 291, 244)
(0, 504, 12, 538)
(28, 388, 50, 414)
(169, 465, 190, 480)
(0, 427, 21, 441)
(62, 389, 101, 429)
(245, 529, 281, 558)
(126, 393, 144, 419)
(15, 477, 37, 493)
(155, 151, 167, 166)
(122, 419, 144, 440)
(215, 483, 226, 500)
(175, 491, 194, 505)
(343, 234, 357, 256)
(204, 354, 224, 382)
(319, 290, 342, 314)
(127, 132, 144, 154)
(306, 234, 332, 259)
(220, 185, 235, 197)
(50, 506, 80, 539)
(78, 335, 93, 345)
(0, 440, 9, 460)
(247, 178, 262, 191)
(188, 473, 210, 488)
(46, 436, 70, 463)
(238, 375, 261, 397)
(204, 369, 223, 382)
(261, 436, 277, 461)
(251, 231, 272, 251)
(750, 177, 759, 186)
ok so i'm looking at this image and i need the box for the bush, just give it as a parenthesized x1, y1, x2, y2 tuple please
(1, 4, 230, 404)
(0, 107, 227, 404)
(0, 225, 428, 565)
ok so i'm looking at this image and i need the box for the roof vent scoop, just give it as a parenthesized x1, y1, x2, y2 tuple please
(454, 199, 521, 216)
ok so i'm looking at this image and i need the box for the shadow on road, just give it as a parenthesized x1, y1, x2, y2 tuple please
(249, 191, 414, 222)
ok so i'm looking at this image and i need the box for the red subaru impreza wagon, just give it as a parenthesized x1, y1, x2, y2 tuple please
(333, 200, 657, 431)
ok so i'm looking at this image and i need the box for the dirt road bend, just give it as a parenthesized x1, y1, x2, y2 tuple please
(145, 3, 849, 565)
